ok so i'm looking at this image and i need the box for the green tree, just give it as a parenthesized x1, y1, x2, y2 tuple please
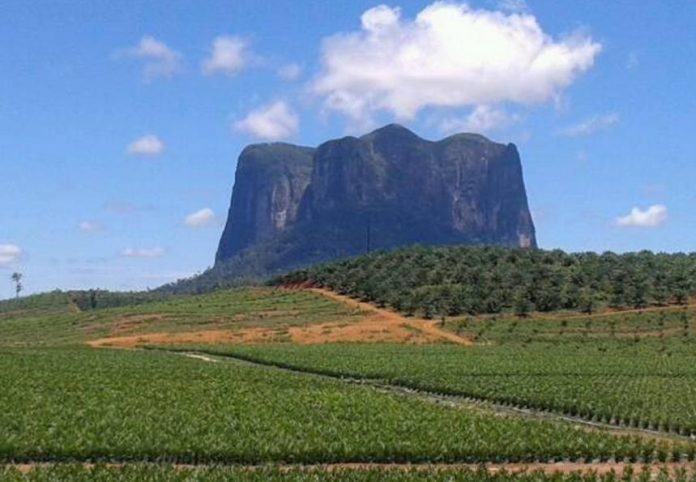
(10, 272, 23, 299)
(513, 289, 532, 317)
(577, 288, 596, 315)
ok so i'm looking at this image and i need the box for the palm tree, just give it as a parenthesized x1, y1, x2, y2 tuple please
(10, 272, 22, 299)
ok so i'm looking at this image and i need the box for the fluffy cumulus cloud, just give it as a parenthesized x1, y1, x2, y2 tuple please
(127, 135, 165, 157)
(234, 101, 299, 141)
(616, 204, 667, 228)
(0, 244, 22, 267)
(202, 36, 251, 76)
(184, 208, 217, 228)
(440, 105, 519, 134)
(122, 36, 182, 81)
(559, 113, 620, 137)
(120, 247, 165, 258)
(312, 3, 601, 124)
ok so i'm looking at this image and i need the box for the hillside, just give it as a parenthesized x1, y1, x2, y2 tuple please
(277, 245, 696, 317)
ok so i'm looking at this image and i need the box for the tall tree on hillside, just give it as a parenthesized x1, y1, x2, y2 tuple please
(10, 272, 23, 299)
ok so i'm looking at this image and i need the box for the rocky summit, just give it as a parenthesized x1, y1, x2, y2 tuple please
(215, 124, 536, 276)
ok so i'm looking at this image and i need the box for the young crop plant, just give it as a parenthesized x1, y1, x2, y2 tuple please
(209, 342, 696, 439)
(0, 347, 689, 466)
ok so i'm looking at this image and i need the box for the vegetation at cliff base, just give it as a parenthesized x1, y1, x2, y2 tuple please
(278, 246, 696, 317)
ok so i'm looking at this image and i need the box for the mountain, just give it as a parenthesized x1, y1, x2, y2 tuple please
(216, 143, 315, 261)
(214, 124, 536, 278)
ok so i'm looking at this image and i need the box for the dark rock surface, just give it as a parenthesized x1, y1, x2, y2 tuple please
(216, 143, 314, 262)
(215, 124, 536, 276)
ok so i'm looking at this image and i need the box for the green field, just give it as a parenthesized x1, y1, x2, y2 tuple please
(2, 347, 680, 465)
(1, 284, 696, 480)
(442, 308, 696, 344)
(0, 287, 364, 346)
(193, 337, 696, 436)
(2, 465, 695, 481)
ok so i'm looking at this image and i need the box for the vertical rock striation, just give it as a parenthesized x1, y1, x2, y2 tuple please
(215, 124, 536, 275)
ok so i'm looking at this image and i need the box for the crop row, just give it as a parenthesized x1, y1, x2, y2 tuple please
(0, 348, 690, 464)
(1, 464, 695, 481)
(210, 342, 696, 436)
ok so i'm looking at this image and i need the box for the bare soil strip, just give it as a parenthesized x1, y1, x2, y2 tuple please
(167, 348, 696, 445)
(307, 288, 473, 345)
(87, 327, 285, 348)
(8, 461, 695, 476)
(87, 288, 473, 347)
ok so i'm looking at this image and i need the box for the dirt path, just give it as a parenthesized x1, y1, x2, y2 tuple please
(182, 353, 219, 363)
(8, 461, 695, 476)
(308, 288, 473, 345)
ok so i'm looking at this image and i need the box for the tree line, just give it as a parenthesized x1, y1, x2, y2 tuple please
(277, 246, 696, 317)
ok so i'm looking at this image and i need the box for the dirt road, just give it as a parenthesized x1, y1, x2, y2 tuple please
(308, 288, 473, 345)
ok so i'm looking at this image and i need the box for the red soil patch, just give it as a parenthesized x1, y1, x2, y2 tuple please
(86, 287, 471, 348)
(307, 288, 473, 345)
(10, 461, 694, 476)
(287, 319, 438, 344)
(87, 327, 284, 348)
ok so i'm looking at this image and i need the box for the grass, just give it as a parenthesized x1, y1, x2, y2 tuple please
(0, 287, 366, 346)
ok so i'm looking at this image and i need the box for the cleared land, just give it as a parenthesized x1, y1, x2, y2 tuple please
(0, 288, 370, 347)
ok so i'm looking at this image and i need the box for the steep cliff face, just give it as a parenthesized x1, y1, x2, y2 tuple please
(298, 124, 536, 251)
(215, 143, 314, 262)
(215, 124, 536, 274)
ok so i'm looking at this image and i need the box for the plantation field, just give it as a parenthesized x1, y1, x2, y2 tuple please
(2, 464, 696, 481)
(442, 307, 696, 344)
(195, 339, 696, 436)
(279, 246, 696, 317)
(0, 288, 365, 346)
(2, 285, 696, 480)
(1, 347, 680, 465)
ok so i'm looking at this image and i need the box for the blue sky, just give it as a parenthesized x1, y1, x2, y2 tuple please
(1, 0, 695, 297)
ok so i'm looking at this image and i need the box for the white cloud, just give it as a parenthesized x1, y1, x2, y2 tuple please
(559, 113, 620, 137)
(278, 63, 302, 81)
(202, 36, 250, 77)
(79, 221, 104, 233)
(120, 247, 165, 258)
(311, 3, 601, 123)
(127, 135, 165, 157)
(616, 204, 667, 228)
(184, 208, 217, 228)
(0, 245, 22, 267)
(122, 36, 182, 81)
(234, 101, 299, 141)
(440, 105, 518, 134)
